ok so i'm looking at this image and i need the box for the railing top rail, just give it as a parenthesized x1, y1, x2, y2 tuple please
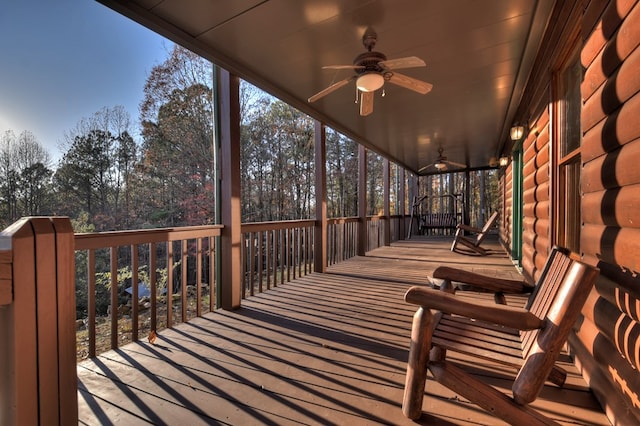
(327, 217, 359, 224)
(241, 219, 316, 233)
(75, 224, 223, 250)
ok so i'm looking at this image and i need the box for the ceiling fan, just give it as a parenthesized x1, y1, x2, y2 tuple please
(308, 27, 433, 116)
(418, 147, 466, 173)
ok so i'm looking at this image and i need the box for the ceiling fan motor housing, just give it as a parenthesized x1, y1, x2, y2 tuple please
(354, 51, 387, 74)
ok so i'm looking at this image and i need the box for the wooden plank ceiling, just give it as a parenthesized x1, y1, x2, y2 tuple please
(98, 0, 555, 174)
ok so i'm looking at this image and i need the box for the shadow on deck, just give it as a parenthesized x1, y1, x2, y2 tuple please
(77, 237, 608, 425)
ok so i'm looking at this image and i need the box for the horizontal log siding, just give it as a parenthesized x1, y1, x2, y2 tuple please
(521, 111, 551, 283)
(577, 0, 640, 422)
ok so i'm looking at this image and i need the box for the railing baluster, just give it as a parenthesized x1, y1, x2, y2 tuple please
(150, 242, 157, 333)
(88, 249, 96, 358)
(196, 238, 202, 317)
(297, 227, 302, 278)
(209, 236, 215, 312)
(181, 239, 188, 323)
(167, 241, 174, 328)
(131, 244, 139, 342)
(249, 232, 255, 296)
(286, 228, 291, 283)
(266, 230, 271, 290)
(110, 247, 118, 350)
(258, 231, 264, 293)
(273, 230, 279, 287)
(304, 226, 308, 275)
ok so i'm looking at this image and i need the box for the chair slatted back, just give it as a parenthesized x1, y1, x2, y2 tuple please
(520, 248, 572, 359)
(474, 211, 498, 245)
(513, 255, 599, 405)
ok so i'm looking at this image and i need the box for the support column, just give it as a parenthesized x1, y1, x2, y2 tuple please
(314, 121, 327, 273)
(398, 167, 406, 240)
(464, 170, 471, 226)
(408, 174, 418, 237)
(383, 158, 391, 246)
(218, 69, 242, 310)
(358, 144, 368, 256)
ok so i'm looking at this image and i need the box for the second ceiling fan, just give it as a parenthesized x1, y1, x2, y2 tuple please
(419, 147, 466, 173)
(308, 27, 433, 116)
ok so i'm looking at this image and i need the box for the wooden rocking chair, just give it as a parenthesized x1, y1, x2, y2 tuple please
(402, 247, 599, 425)
(450, 211, 498, 255)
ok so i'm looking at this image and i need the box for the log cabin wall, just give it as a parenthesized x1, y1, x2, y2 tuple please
(576, 0, 640, 422)
(504, 0, 640, 422)
(522, 109, 551, 282)
(512, 0, 579, 283)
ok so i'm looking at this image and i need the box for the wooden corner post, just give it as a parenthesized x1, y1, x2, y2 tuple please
(0, 216, 77, 426)
(314, 121, 327, 273)
(218, 69, 242, 310)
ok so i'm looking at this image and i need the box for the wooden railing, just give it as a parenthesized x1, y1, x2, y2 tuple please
(327, 217, 359, 265)
(240, 220, 316, 298)
(71, 214, 405, 360)
(367, 216, 386, 251)
(390, 214, 406, 242)
(74, 225, 222, 359)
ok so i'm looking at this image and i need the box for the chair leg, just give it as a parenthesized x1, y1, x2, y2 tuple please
(429, 361, 559, 426)
(451, 227, 463, 252)
(402, 307, 435, 420)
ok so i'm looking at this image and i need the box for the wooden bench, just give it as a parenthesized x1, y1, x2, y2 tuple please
(402, 246, 600, 424)
(419, 213, 458, 234)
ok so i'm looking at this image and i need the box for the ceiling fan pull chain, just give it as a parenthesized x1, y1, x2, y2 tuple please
(382, 88, 386, 97)
(355, 87, 359, 103)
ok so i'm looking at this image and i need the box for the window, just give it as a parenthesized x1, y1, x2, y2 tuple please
(555, 52, 582, 253)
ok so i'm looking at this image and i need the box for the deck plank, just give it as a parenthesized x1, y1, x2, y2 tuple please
(78, 236, 610, 425)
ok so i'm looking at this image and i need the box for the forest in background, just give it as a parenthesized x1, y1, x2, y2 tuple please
(0, 45, 497, 234)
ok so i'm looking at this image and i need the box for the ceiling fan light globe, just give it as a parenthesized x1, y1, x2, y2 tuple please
(356, 73, 384, 92)
(435, 162, 446, 170)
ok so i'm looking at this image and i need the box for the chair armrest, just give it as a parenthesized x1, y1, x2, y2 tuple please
(404, 286, 543, 330)
(433, 266, 533, 294)
(457, 223, 482, 233)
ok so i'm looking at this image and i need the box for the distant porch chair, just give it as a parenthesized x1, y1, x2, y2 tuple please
(450, 211, 498, 255)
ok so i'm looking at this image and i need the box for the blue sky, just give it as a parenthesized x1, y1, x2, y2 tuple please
(0, 0, 172, 163)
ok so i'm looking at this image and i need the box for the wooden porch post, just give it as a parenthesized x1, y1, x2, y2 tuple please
(464, 170, 471, 226)
(383, 158, 391, 246)
(358, 144, 368, 256)
(218, 69, 242, 310)
(0, 217, 77, 426)
(407, 174, 418, 237)
(398, 167, 406, 240)
(314, 121, 327, 273)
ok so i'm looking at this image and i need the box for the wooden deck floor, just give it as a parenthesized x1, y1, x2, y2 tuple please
(77, 237, 609, 425)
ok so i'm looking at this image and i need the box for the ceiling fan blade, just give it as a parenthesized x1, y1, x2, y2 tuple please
(418, 163, 435, 173)
(322, 64, 365, 70)
(308, 77, 354, 103)
(445, 160, 467, 169)
(379, 56, 426, 70)
(360, 91, 374, 116)
(388, 72, 433, 95)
